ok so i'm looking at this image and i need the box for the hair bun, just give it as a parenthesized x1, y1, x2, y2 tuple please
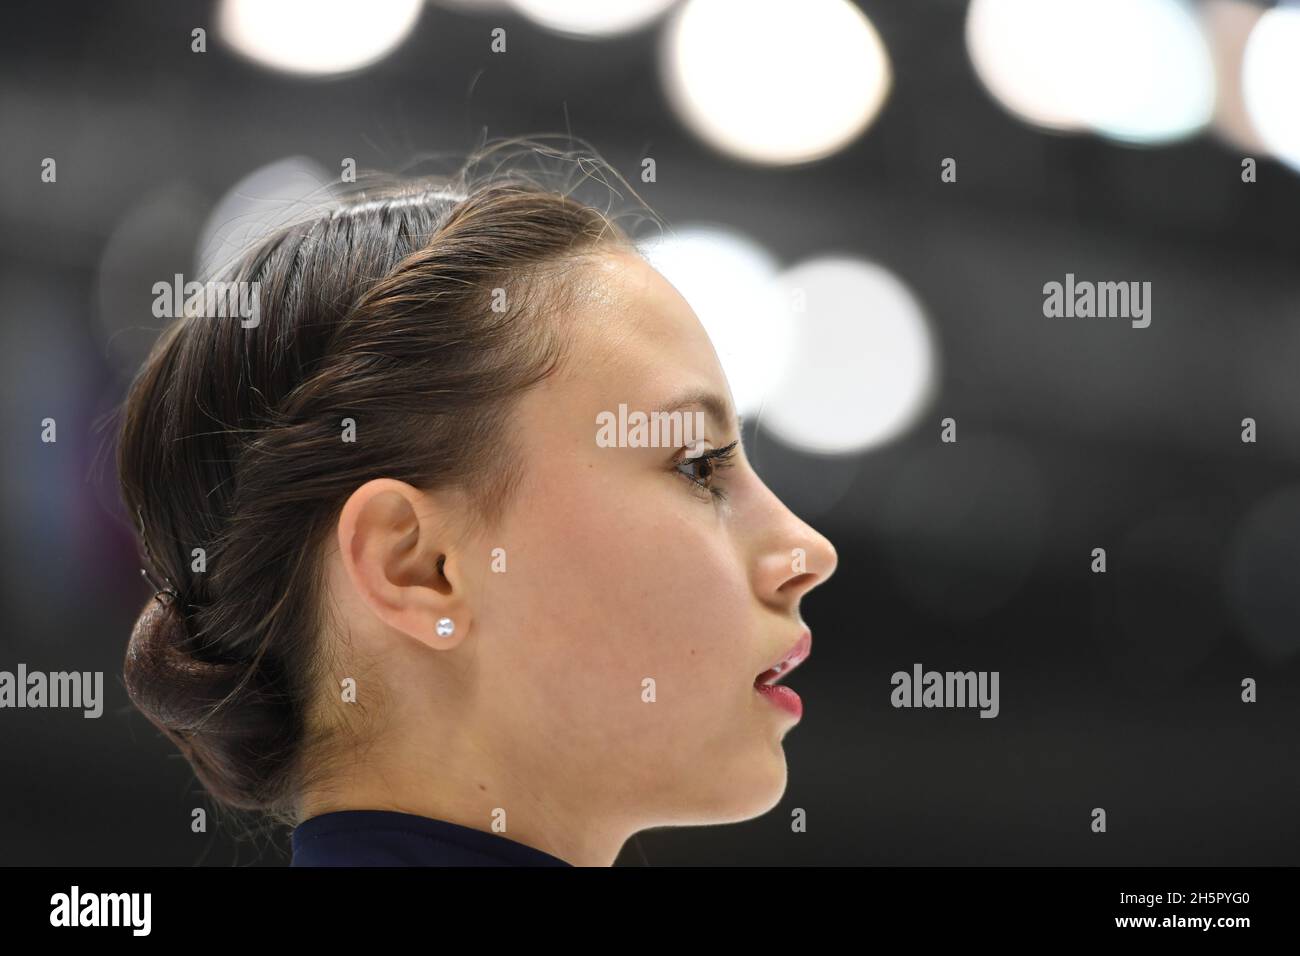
(126, 591, 190, 674)
(128, 588, 183, 646)
(125, 590, 240, 734)
(123, 588, 289, 812)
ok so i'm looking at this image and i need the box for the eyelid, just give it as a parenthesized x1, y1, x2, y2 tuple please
(680, 439, 709, 461)
(676, 438, 738, 461)
(672, 439, 740, 503)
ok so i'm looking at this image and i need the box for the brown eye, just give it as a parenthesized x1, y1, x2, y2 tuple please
(675, 453, 715, 491)
(673, 440, 739, 501)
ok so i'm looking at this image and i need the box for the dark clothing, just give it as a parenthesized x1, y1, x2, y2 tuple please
(290, 809, 573, 867)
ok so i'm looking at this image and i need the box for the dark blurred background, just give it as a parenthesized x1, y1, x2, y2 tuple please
(2, 0, 1298, 866)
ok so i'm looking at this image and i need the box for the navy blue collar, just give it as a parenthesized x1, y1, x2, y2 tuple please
(291, 809, 573, 867)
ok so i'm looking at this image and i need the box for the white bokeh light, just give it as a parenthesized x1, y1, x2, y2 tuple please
(762, 258, 937, 455)
(1080, 0, 1214, 143)
(218, 0, 423, 76)
(967, 0, 1215, 144)
(509, 0, 678, 37)
(1201, 0, 1269, 154)
(660, 0, 891, 165)
(1243, 2, 1300, 171)
(639, 226, 789, 417)
(197, 156, 334, 279)
(966, 0, 1090, 131)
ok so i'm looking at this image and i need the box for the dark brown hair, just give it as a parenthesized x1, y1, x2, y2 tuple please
(117, 140, 646, 827)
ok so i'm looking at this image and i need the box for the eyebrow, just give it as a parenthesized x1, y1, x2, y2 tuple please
(659, 388, 744, 438)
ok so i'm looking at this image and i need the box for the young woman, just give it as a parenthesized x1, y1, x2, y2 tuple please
(118, 142, 837, 866)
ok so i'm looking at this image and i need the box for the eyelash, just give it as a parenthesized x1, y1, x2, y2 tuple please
(674, 440, 740, 501)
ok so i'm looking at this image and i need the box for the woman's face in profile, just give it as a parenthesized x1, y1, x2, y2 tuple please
(459, 247, 838, 828)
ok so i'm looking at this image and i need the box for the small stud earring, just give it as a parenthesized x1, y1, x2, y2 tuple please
(436, 617, 455, 638)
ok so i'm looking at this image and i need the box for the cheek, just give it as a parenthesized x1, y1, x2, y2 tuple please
(484, 465, 756, 740)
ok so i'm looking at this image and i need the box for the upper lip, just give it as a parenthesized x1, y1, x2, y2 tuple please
(755, 629, 812, 686)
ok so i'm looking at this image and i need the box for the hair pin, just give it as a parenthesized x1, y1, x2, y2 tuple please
(136, 506, 179, 605)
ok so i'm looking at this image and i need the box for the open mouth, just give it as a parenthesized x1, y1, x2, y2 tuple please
(754, 630, 811, 687)
(753, 631, 811, 719)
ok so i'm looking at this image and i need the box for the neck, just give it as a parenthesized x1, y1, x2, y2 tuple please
(295, 729, 631, 867)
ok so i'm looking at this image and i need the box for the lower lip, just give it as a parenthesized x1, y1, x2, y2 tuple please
(754, 682, 803, 719)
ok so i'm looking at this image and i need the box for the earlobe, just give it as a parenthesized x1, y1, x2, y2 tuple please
(335, 478, 471, 650)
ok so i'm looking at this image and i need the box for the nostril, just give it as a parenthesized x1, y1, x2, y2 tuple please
(778, 572, 819, 594)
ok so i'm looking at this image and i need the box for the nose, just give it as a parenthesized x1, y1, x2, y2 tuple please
(751, 486, 839, 611)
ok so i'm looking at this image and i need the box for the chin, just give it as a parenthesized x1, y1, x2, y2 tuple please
(691, 747, 790, 825)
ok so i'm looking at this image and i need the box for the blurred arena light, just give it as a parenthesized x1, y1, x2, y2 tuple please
(965, 0, 1088, 131)
(638, 226, 789, 417)
(0, 274, 95, 617)
(762, 258, 937, 455)
(95, 184, 211, 375)
(218, 0, 423, 76)
(431, 0, 511, 9)
(966, 0, 1215, 144)
(1200, 0, 1269, 154)
(1242, 2, 1300, 171)
(1224, 485, 1300, 661)
(509, 0, 678, 37)
(660, 0, 892, 165)
(196, 156, 334, 280)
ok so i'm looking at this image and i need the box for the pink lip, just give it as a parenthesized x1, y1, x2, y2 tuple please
(756, 630, 812, 684)
(754, 681, 803, 719)
(753, 629, 811, 720)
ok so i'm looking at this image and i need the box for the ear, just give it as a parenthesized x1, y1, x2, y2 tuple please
(335, 478, 471, 650)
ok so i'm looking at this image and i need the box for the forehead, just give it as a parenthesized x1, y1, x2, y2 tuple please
(559, 248, 732, 411)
